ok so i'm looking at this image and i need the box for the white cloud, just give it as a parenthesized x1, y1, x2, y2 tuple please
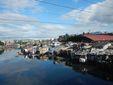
(1, 0, 112, 38)
(62, 0, 113, 24)
(0, 0, 78, 38)
(0, 12, 69, 38)
(0, 12, 38, 23)
(0, 0, 42, 13)
(39, 23, 65, 30)
(60, 0, 113, 34)
(0, 12, 38, 37)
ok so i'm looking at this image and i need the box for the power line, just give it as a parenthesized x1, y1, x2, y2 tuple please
(37, 0, 92, 14)
(38, 0, 77, 10)
(0, 0, 112, 15)
(38, 0, 113, 12)
(0, 0, 112, 26)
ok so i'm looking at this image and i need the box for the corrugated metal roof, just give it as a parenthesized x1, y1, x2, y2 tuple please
(84, 34, 113, 41)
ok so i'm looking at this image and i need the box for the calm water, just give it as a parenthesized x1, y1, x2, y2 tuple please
(0, 49, 113, 85)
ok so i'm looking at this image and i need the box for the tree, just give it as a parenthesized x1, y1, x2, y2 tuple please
(0, 41, 4, 46)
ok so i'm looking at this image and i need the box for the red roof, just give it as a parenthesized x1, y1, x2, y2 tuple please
(83, 34, 113, 41)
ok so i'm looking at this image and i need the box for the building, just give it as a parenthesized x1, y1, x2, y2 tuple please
(83, 34, 113, 42)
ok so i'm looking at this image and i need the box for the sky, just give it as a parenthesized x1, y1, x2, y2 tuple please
(0, 0, 113, 39)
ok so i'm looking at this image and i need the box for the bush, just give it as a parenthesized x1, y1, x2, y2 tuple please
(0, 41, 4, 45)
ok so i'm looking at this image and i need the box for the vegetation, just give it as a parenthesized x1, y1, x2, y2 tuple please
(16, 40, 28, 45)
(58, 34, 85, 42)
(0, 41, 4, 46)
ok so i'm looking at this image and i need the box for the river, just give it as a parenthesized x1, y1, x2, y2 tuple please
(0, 49, 113, 85)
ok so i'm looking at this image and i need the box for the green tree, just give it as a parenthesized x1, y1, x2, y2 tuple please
(0, 41, 4, 46)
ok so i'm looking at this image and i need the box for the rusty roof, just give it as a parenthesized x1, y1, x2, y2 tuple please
(83, 34, 113, 41)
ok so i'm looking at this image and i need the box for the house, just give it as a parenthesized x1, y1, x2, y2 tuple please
(83, 34, 113, 42)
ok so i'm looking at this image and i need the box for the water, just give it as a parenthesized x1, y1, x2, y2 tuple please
(0, 49, 113, 85)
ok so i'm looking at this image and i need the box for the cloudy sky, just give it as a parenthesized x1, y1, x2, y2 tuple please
(0, 0, 112, 39)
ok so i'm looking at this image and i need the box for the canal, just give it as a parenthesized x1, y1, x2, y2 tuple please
(0, 49, 113, 85)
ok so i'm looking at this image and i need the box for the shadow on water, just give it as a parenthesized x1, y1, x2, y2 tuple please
(0, 49, 4, 55)
(66, 62, 111, 82)
(22, 54, 113, 83)
(65, 58, 113, 82)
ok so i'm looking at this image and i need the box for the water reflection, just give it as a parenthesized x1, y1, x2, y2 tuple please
(65, 59, 113, 82)
(21, 54, 113, 82)
(0, 49, 113, 85)
(0, 49, 4, 55)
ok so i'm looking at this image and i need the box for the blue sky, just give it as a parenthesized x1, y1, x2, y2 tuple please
(0, 0, 112, 39)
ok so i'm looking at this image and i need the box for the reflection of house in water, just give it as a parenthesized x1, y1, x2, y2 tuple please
(88, 66, 113, 82)
(4, 41, 16, 48)
(20, 50, 113, 82)
(53, 57, 66, 64)
(0, 49, 4, 55)
(72, 64, 89, 74)
(65, 59, 113, 82)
